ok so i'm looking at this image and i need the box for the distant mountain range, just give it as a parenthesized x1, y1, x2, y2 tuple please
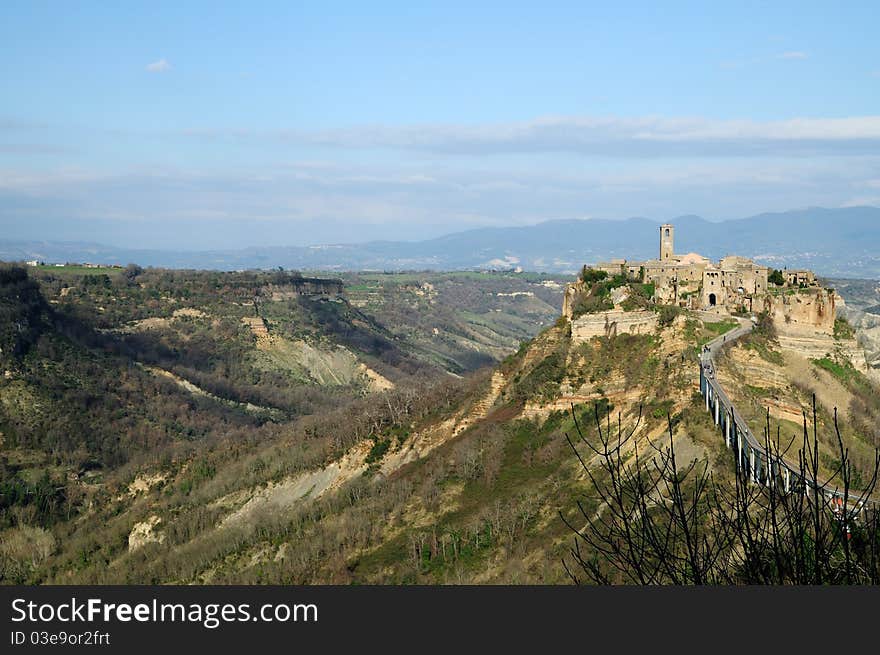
(2, 206, 879, 278)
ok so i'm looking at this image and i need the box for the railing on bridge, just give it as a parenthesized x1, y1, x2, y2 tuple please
(699, 363, 793, 490)
(697, 327, 868, 516)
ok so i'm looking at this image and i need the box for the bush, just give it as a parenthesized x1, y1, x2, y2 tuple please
(656, 304, 682, 327)
(123, 264, 144, 282)
(621, 283, 653, 311)
(580, 267, 608, 284)
(366, 438, 391, 464)
(834, 317, 855, 340)
(571, 275, 631, 318)
(753, 311, 776, 339)
(768, 269, 785, 286)
(571, 288, 613, 317)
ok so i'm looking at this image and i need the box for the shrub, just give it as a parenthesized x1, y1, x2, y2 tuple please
(768, 269, 785, 286)
(580, 267, 608, 284)
(571, 288, 613, 317)
(833, 317, 855, 340)
(656, 304, 682, 326)
(366, 438, 391, 464)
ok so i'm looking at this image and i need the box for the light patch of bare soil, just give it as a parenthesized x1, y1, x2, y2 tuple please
(218, 372, 508, 530)
(116, 472, 168, 501)
(358, 363, 395, 391)
(141, 365, 283, 419)
(128, 515, 165, 552)
(116, 308, 208, 333)
(122, 316, 171, 332)
(172, 307, 207, 319)
(218, 441, 372, 529)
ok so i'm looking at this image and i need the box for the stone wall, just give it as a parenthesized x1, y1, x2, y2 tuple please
(262, 278, 344, 301)
(571, 310, 658, 342)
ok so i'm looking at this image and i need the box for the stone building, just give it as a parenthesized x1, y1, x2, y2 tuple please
(785, 269, 816, 286)
(566, 222, 839, 340)
(595, 223, 772, 312)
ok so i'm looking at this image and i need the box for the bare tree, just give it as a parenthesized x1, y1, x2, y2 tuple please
(561, 396, 880, 584)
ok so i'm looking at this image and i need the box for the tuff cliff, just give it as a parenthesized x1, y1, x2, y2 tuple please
(762, 288, 838, 336)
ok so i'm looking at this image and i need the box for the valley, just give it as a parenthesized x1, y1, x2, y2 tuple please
(1, 261, 879, 584)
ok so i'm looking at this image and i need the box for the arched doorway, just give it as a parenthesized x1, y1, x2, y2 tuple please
(708, 293, 717, 306)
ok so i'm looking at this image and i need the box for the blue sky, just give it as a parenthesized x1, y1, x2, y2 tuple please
(2, 1, 879, 248)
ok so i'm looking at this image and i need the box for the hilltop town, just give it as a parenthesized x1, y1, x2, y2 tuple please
(562, 222, 843, 344)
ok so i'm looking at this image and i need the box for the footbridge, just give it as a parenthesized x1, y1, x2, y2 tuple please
(697, 316, 868, 516)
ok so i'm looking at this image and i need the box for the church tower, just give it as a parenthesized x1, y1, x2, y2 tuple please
(660, 223, 674, 261)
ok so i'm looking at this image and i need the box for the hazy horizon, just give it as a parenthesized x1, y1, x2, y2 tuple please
(6, 206, 878, 253)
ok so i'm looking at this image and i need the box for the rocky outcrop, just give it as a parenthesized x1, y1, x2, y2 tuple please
(763, 288, 837, 336)
(839, 307, 880, 382)
(775, 333, 868, 373)
(128, 515, 165, 552)
(262, 278, 344, 300)
(241, 316, 270, 343)
(561, 282, 582, 319)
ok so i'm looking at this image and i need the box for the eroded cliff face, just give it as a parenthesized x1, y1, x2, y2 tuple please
(570, 310, 658, 342)
(715, 333, 880, 478)
(561, 281, 582, 319)
(762, 288, 837, 336)
(261, 278, 344, 300)
(754, 288, 873, 375)
(774, 332, 868, 373)
(839, 307, 880, 384)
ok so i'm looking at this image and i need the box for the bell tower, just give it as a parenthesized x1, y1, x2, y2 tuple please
(660, 223, 674, 261)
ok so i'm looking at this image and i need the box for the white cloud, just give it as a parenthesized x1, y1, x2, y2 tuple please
(4, 113, 880, 247)
(185, 115, 880, 158)
(146, 59, 171, 73)
(778, 51, 808, 59)
(3, 157, 878, 239)
(842, 196, 880, 207)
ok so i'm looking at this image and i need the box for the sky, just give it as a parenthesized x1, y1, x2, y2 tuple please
(2, 1, 880, 249)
